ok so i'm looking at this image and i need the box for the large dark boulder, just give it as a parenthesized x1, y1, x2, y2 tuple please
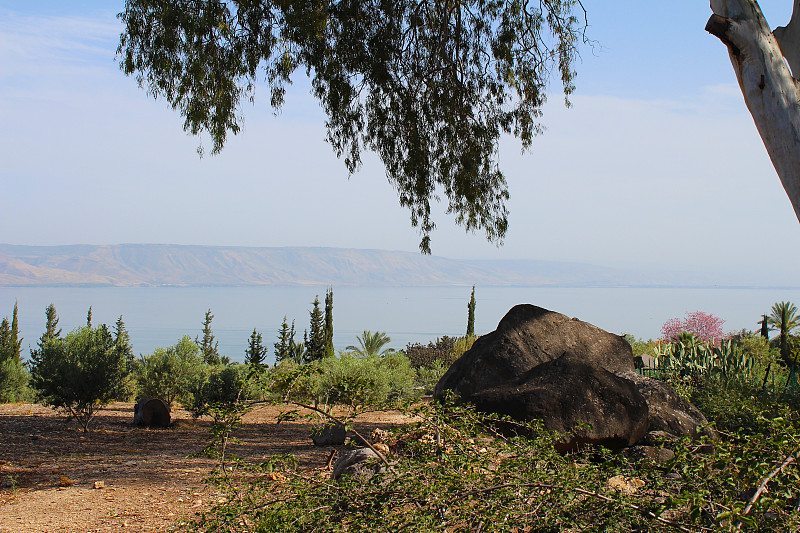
(133, 398, 171, 427)
(470, 355, 649, 452)
(434, 304, 634, 400)
(616, 371, 711, 439)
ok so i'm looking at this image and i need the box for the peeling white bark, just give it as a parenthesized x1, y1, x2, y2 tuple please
(708, 0, 800, 225)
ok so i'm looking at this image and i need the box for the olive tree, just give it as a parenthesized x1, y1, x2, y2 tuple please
(30, 324, 128, 432)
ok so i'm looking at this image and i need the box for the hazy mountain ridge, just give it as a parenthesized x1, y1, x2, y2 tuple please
(0, 244, 766, 288)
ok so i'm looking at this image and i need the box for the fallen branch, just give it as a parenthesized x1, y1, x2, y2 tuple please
(736, 454, 796, 530)
(451, 482, 708, 533)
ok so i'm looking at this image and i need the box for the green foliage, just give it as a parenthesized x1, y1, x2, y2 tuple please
(414, 358, 449, 395)
(273, 317, 295, 365)
(324, 288, 334, 359)
(345, 330, 395, 358)
(404, 335, 460, 369)
(180, 391, 800, 533)
(29, 324, 128, 432)
(466, 285, 476, 337)
(305, 296, 326, 362)
(269, 353, 417, 409)
(0, 302, 22, 365)
(197, 309, 221, 365)
(118, 1, 585, 252)
(134, 335, 205, 407)
(114, 315, 134, 374)
(0, 357, 30, 403)
(188, 364, 251, 419)
(651, 337, 756, 382)
(768, 301, 800, 367)
(244, 328, 267, 367)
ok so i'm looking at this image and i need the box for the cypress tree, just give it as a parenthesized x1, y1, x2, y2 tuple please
(245, 328, 266, 366)
(466, 286, 476, 337)
(9, 302, 21, 363)
(87, 306, 92, 328)
(197, 309, 221, 365)
(274, 316, 294, 364)
(0, 318, 10, 363)
(305, 296, 325, 362)
(114, 316, 134, 374)
(43, 303, 61, 341)
(324, 288, 334, 358)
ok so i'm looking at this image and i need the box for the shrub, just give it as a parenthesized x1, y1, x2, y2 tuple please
(182, 395, 800, 533)
(29, 325, 127, 431)
(267, 353, 418, 408)
(0, 357, 30, 403)
(134, 336, 206, 406)
(188, 364, 252, 418)
(415, 359, 449, 395)
(403, 336, 459, 369)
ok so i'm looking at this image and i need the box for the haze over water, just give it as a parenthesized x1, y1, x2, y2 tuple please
(4, 286, 800, 364)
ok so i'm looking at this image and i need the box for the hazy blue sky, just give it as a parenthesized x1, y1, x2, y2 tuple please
(2, 1, 799, 282)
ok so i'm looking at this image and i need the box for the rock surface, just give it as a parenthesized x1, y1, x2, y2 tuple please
(331, 448, 384, 482)
(311, 422, 346, 446)
(434, 304, 635, 400)
(133, 398, 171, 427)
(616, 371, 710, 439)
(469, 355, 649, 452)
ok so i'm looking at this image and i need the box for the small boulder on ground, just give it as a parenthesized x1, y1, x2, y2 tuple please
(331, 448, 384, 482)
(311, 422, 347, 446)
(133, 398, 171, 427)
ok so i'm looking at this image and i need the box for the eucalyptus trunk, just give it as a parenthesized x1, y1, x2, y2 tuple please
(707, 0, 800, 223)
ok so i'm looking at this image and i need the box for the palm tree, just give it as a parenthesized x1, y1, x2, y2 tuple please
(346, 330, 395, 357)
(767, 301, 800, 367)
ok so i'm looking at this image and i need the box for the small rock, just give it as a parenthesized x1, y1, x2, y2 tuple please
(625, 445, 675, 465)
(373, 443, 390, 456)
(311, 422, 346, 446)
(58, 475, 74, 487)
(370, 428, 390, 444)
(93, 481, 105, 489)
(331, 448, 384, 482)
(608, 475, 645, 495)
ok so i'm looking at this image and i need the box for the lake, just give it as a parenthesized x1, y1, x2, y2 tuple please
(2, 286, 800, 364)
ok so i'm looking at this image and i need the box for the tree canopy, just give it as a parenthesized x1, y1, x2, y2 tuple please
(118, 0, 586, 252)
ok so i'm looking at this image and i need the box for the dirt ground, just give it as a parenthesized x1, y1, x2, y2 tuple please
(0, 402, 411, 533)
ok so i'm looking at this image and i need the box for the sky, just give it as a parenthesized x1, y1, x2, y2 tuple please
(2, 1, 800, 283)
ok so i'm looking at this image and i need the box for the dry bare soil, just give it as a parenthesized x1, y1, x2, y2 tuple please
(0, 403, 410, 533)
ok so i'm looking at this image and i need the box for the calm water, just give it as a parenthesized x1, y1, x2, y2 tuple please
(3, 286, 800, 364)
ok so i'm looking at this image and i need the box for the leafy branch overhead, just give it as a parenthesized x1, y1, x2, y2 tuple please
(117, 0, 587, 252)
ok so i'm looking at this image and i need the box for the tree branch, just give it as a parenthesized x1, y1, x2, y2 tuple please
(735, 454, 796, 530)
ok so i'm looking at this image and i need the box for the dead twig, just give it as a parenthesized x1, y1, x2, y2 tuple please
(736, 455, 796, 531)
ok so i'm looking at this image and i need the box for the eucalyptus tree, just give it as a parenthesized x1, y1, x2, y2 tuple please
(708, 1, 800, 226)
(117, 0, 586, 252)
(347, 330, 395, 358)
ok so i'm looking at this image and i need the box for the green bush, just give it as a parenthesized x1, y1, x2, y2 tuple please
(267, 353, 418, 408)
(29, 325, 128, 431)
(182, 395, 800, 533)
(188, 364, 251, 418)
(133, 336, 206, 406)
(403, 336, 460, 369)
(415, 358, 448, 395)
(0, 357, 30, 403)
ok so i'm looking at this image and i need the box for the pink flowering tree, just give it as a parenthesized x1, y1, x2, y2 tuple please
(660, 311, 726, 347)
